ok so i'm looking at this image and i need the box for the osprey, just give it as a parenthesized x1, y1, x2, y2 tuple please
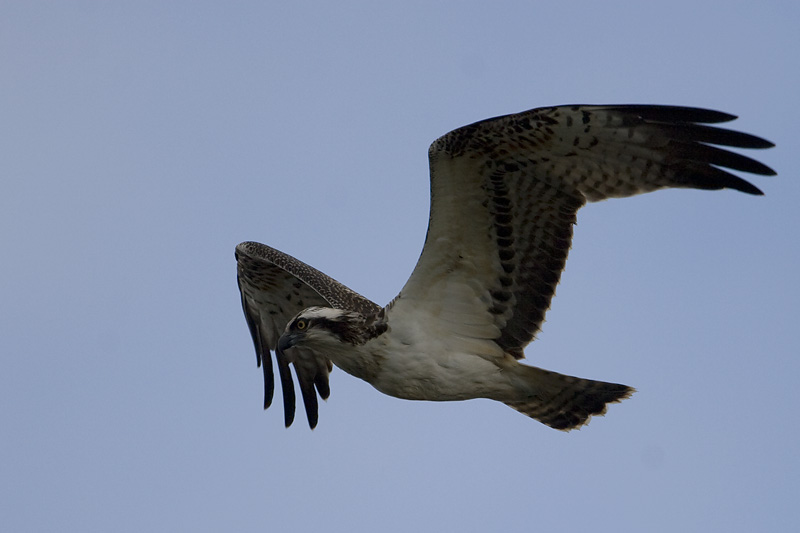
(236, 104, 774, 430)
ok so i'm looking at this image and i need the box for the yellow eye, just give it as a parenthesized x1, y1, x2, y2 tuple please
(295, 319, 307, 331)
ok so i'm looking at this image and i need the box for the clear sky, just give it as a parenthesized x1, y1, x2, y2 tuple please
(2, 1, 798, 531)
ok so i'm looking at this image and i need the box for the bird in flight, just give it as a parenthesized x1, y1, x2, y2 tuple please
(236, 104, 774, 431)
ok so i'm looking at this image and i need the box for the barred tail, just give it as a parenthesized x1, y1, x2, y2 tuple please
(504, 365, 634, 431)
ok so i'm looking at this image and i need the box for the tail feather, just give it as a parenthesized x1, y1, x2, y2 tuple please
(504, 366, 634, 430)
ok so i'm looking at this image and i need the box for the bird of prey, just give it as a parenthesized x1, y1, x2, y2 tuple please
(236, 104, 774, 431)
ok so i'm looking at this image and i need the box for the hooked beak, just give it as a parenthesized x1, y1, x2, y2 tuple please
(276, 333, 296, 358)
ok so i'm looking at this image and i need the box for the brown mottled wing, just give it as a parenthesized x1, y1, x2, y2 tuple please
(397, 105, 774, 359)
(235, 241, 380, 427)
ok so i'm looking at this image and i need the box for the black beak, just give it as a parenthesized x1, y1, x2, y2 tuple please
(277, 333, 295, 356)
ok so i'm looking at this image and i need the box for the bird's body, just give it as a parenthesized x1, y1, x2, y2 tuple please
(347, 305, 510, 402)
(236, 104, 774, 431)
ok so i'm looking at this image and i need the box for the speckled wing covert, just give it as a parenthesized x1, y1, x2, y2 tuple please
(398, 105, 775, 363)
(236, 241, 381, 427)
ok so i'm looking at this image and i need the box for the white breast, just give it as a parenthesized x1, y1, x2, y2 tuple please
(364, 300, 516, 402)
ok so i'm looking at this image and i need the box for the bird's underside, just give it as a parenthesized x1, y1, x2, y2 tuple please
(236, 104, 775, 431)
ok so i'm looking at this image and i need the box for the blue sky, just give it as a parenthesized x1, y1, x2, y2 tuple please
(2, 1, 798, 531)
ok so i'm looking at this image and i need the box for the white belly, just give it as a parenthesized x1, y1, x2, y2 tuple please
(367, 336, 517, 402)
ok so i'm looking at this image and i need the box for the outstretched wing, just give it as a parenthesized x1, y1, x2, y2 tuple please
(396, 105, 775, 359)
(236, 241, 380, 427)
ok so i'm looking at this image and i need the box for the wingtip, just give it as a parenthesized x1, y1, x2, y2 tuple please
(605, 105, 739, 124)
(731, 179, 765, 196)
(284, 408, 295, 428)
(305, 407, 319, 430)
(305, 404, 319, 430)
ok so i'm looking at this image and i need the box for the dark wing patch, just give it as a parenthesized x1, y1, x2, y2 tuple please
(236, 241, 380, 427)
(486, 177, 585, 357)
(407, 104, 774, 358)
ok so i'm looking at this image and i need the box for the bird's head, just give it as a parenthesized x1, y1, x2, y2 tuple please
(277, 306, 382, 357)
(277, 306, 389, 389)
